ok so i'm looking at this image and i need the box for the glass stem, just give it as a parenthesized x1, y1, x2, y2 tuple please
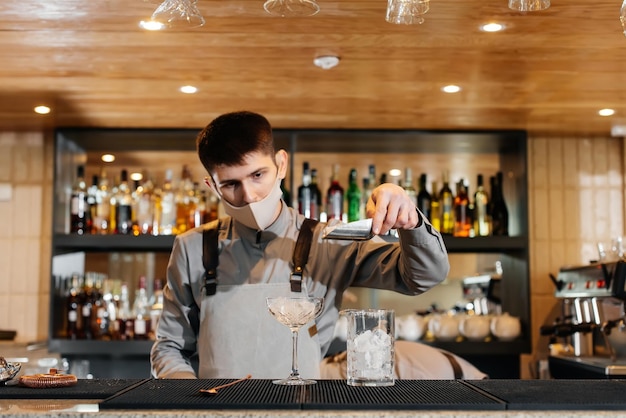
(291, 329, 300, 378)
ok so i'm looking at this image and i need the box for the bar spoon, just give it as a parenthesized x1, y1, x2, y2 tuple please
(199, 374, 252, 395)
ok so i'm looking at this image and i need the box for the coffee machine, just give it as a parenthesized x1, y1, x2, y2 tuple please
(544, 261, 626, 378)
(461, 261, 503, 315)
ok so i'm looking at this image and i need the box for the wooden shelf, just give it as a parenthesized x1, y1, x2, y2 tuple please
(53, 233, 526, 254)
(53, 234, 176, 252)
(48, 339, 154, 356)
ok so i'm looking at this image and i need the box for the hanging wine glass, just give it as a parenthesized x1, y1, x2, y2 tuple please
(263, 0, 320, 17)
(621, 0, 626, 37)
(385, 0, 430, 25)
(508, 0, 550, 12)
(151, 0, 205, 28)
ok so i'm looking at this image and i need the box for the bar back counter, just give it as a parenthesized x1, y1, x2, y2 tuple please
(1, 378, 626, 417)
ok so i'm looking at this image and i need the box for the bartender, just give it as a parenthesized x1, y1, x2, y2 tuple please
(150, 110, 450, 379)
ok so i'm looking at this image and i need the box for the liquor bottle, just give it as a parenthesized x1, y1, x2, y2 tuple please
(80, 275, 94, 340)
(416, 173, 431, 221)
(86, 174, 98, 234)
(326, 164, 344, 221)
(473, 174, 490, 236)
(157, 169, 176, 235)
(205, 189, 220, 223)
(189, 184, 206, 228)
(93, 277, 112, 340)
(93, 169, 111, 234)
(66, 275, 81, 340)
(298, 162, 319, 219)
(453, 179, 471, 237)
(117, 283, 133, 340)
(281, 179, 292, 207)
(70, 165, 88, 235)
(491, 171, 509, 236)
(149, 278, 165, 339)
(402, 167, 417, 206)
(175, 165, 194, 234)
(133, 173, 154, 235)
(429, 180, 441, 232)
(439, 171, 455, 235)
(132, 276, 150, 340)
(114, 169, 133, 234)
(310, 168, 323, 215)
(346, 168, 362, 222)
(104, 279, 120, 340)
(363, 164, 376, 204)
(379, 172, 388, 185)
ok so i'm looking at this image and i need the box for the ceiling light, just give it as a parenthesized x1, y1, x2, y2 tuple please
(101, 154, 116, 163)
(179, 85, 198, 94)
(508, 0, 550, 12)
(130, 172, 144, 182)
(480, 23, 504, 32)
(442, 85, 461, 94)
(313, 55, 340, 70)
(139, 20, 165, 30)
(34, 105, 51, 115)
(599, 108, 615, 116)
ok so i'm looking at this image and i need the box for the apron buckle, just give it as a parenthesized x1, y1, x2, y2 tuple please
(290, 270, 302, 293)
(204, 270, 217, 296)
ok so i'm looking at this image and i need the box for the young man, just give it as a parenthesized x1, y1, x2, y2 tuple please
(150, 111, 450, 379)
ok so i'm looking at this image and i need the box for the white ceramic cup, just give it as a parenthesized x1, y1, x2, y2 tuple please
(490, 313, 521, 341)
(396, 314, 426, 341)
(427, 314, 459, 341)
(459, 315, 491, 341)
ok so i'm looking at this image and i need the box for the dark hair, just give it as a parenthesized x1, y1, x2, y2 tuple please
(196, 111, 275, 174)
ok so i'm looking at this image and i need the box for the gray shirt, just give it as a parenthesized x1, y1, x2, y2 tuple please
(150, 203, 449, 378)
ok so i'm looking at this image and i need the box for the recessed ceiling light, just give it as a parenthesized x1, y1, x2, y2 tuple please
(313, 55, 340, 70)
(180, 85, 198, 94)
(130, 172, 143, 182)
(139, 20, 164, 31)
(34, 105, 51, 114)
(101, 154, 115, 163)
(599, 108, 615, 116)
(441, 85, 461, 94)
(480, 23, 504, 32)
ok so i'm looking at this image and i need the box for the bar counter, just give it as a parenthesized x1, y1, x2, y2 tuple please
(2, 378, 626, 417)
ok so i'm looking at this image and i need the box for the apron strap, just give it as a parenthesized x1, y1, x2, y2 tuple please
(290, 218, 319, 292)
(440, 350, 464, 379)
(202, 221, 221, 296)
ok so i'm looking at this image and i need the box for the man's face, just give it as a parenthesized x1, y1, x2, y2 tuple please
(210, 151, 280, 208)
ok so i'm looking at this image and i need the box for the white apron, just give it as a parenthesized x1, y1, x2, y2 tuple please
(197, 282, 322, 379)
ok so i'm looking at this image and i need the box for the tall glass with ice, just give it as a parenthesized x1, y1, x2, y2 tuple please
(342, 309, 395, 386)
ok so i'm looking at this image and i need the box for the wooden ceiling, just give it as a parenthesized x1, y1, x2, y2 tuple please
(2, 0, 626, 135)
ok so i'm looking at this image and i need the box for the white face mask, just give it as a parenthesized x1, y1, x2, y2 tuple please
(219, 177, 284, 230)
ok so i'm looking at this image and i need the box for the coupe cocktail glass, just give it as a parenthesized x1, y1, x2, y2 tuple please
(266, 296, 324, 385)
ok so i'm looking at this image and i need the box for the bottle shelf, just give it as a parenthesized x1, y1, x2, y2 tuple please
(328, 338, 529, 357)
(48, 339, 155, 356)
(53, 233, 526, 254)
(53, 234, 176, 252)
(422, 338, 530, 356)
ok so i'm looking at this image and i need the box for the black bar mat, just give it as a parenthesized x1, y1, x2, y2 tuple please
(100, 379, 504, 411)
(464, 379, 626, 410)
(0, 379, 147, 399)
(302, 380, 503, 411)
(100, 379, 301, 410)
